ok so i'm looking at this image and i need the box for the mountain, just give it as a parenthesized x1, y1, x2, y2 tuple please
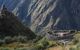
(0, 0, 31, 25)
(28, 0, 80, 34)
(0, 0, 80, 35)
(0, 5, 36, 40)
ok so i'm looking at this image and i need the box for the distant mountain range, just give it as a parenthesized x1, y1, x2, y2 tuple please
(0, 0, 80, 35)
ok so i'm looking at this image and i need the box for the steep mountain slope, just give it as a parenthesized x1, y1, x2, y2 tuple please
(0, 0, 80, 34)
(0, 5, 36, 40)
(28, 0, 80, 33)
(0, 0, 31, 25)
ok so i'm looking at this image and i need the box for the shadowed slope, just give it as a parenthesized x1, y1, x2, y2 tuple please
(0, 5, 36, 40)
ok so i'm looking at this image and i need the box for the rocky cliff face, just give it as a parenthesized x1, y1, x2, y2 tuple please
(0, 5, 36, 40)
(28, 0, 80, 34)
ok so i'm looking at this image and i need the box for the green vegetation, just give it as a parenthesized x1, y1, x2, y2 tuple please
(69, 32, 80, 50)
(0, 35, 58, 50)
(32, 36, 58, 50)
(0, 32, 80, 50)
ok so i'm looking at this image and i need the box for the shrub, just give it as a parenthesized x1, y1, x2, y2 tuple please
(69, 48, 76, 50)
(4, 36, 12, 44)
(0, 48, 9, 50)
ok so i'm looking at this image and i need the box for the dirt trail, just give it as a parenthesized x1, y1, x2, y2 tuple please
(48, 46, 62, 50)
(48, 45, 72, 50)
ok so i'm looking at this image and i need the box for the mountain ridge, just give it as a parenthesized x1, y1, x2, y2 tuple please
(0, 5, 36, 40)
